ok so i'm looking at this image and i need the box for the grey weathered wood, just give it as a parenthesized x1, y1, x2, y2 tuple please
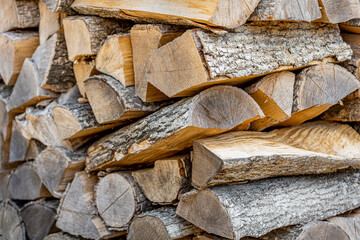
(318, 0, 360, 24)
(39, 1, 66, 44)
(128, 207, 201, 240)
(0, 84, 13, 141)
(328, 209, 360, 240)
(177, 170, 360, 239)
(41, 0, 75, 13)
(86, 86, 263, 172)
(320, 97, 360, 122)
(0, 200, 26, 240)
(0, 170, 11, 201)
(44, 233, 82, 240)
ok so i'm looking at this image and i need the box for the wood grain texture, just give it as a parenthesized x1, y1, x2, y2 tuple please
(42, 0, 75, 13)
(39, 1, 66, 44)
(0, 200, 26, 240)
(73, 59, 99, 98)
(340, 19, 360, 34)
(44, 233, 83, 240)
(318, 0, 360, 24)
(0, 84, 13, 141)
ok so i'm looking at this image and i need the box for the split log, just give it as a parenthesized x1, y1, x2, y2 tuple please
(0, 170, 11, 201)
(0, 31, 39, 85)
(320, 97, 360, 122)
(145, 22, 352, 98)
(7, 162, 52, 200)
(36, 146, 86, 198)
(245, 71, 294, 131)
(128, 207, 201, 240)
(0, 0, 40, 33)
(86, 86, 263, 172)
(39, 1, 66, 44)
(276, 64, 360, 127)
(70, 0, 261, 29)
(0, 84, 13, 141)
(341, 33, 360, 58)
(132, 155, 191, 204)
(192, 121, 360, 189)
(318, 0, 360, 24)
(249, 0, 322, 22)
(6, 58, 58, 114)
(44, 233, 82, 240)
(340, 19, 360, 34)
(32, 32, 76, 93)
(84, 75, 162, 124)
(20, 200, 59, 240)
(130, 24, 184, 102)
(95, 33, 134, 86)
(328, 210, 360, 240)
(95, 172, 151, 229)
(41, 0, 75, 13)
(63, 16, 130, 61)
(0, 200, 26, 240)
(73, 59, 99, 98)
(56, 172, 122, 239)
(177, 170, 360, 240)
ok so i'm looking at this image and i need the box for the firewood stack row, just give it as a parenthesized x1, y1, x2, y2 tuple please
(1, 0, 360, 239)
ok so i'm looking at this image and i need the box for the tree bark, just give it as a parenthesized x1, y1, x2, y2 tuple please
(341, 33, 360, 58)
(73, 59, 99, 98)
(86, 86, 263, 172)
(39, 1, 66, 44)
(41, 0, 75, 13)
(317, 0, 360, 24)
(320, 97, 360, 121)
(177, 170, 360, 240)
(145, 22, 352, 98)
(340, 19, 360, 34)
(0, 200, 26, 240)
(132, 155, 191, 204)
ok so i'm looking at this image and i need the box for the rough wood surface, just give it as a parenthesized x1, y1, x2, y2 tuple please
(318, 0, 360, 24)
(85, 75, 162, 125)
(320, 97, 360, 122)
(177, 170, 360, 240)
(73, 59, 99, 98)
(36, 146, 86, 198)
(0, 170, 11, 201)
(42, 0, 75, 13)
(0, 200, 26, 240)
(327, 210, 360, 240)
(128, 207, 201, 240)
(44, 233, 82, 240)
(86, 86, 263, 172)
(192, 121, 360, 189)
(133, 155, 191, 204)
(146, 22, 352, 98)
(0, 0, 40, 33)
(340, 19, 360, 34)
(0, 30, 39, 85)
(0, 84, 13, 141)
(341, 33, 360, 58)
(39, 1, 66, 44)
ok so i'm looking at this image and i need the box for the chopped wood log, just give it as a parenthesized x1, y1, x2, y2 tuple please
(245, 71, 295, 131)
(95, 33, 134, 86)
(318, 0, 360, 24)
(0, 84, 13, 141)
(130, 24, 184, 102)
(192, 121, 360, 189)
(36, 146, 85, 198)
(320, 97, 360, 122)
(328, 210, 360, 240)
(95, 172, 151, 229)
(177, 170, 360, 239)
(7, 162, 52, 200)
(128, 207, 201, 240)
(0, 31, 39, 85)
(32, 32, 76, 93)
(56, 172, 122, 239)
(249, 0, 322, 22)
(44, 233, 82, 240)
(84, 75, 162, 124)
(70, 0, 261, 29)
(146, 22, 352, 98)
(0, 0, 40, 33)
(6, 58, 58, 114)
(341, 33, 360, 58)
(86, 86, 263, 172)
(41, 0, 75, 13)
(0, 170, 11, 201)
(63, 16, 130, 61)
(20, 200, 59, 240)
(340, 19, 360, 34)
(0, 200, 26, 240)
(39, 1, 66, 44)
(73, 59, 99, 98)
(276, 64, 360, 127)
(132, 155, 191, 204)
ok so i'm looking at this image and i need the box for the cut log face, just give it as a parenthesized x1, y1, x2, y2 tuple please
(63, 16, 130, 61)
(20, 200, 59, 240)
(36, 146, 86, 198)
(0, 200, 26, 240)
(0, 0, 40, 33)
(340, 19, 360, 34)
(73, 59, 99, 98)
(39, 1, 66, 44)
(84, 75, 162, 125)
(192, 121, 360, 189)
(86, 86, 264, 172)
(0, 31, 39, 85)
(328, 210, 360, 240)
(71, 0, 261, 29)
(7, 162, 52, 200)
(132, 155, 191, 204)
(128, 207, 201, 240)
(0, 170, 11, 201)
(177, 170, 360, 240)
(146, 22, 352, 98)
(318, 0, 360, 24)
(277, 64, 360, 127)
(245, 71, 295, 131)
(44, 233, 82, 240)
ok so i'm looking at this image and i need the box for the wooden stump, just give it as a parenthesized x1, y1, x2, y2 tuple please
(0, 200, 26, 240)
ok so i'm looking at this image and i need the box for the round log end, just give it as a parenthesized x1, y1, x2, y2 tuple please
(128, 215, 170, 240)
(298, 222, 350, 240)
(0, 200, 26, 240)
(53, 106, 82, 140)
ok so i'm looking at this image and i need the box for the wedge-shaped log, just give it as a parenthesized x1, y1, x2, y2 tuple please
(0, 200, 26, 240)
(63, 16, 130, 61)
(128, 207, 201, 240)
(146, 22, 352, 98)
(177, 170, 360, 240)
(0, 31, 39, 85)
(0, 84, 13, 141)
(36, 146, 86, 198)
(133, 155, 191, 205)
(44, 233, 81, 240)
(318, 0, 360, 24)
(20, 200, 59, 240)
(0, 0, 40, 33)
(39, 1, 66, 44)
(340, 19, 360, 34)
(7, 162, 52, 200)
(42, 0, 75, 13)
(73, 59, 99, 98)
(245, 71, 294, 131)
(86, 86, 263, 172)
(85, 75, 162, 124)
(192, 121, 360, 189)
(71, 0, 261, 29)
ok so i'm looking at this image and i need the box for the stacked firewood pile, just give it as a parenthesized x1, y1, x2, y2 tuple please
(1, 0, 360, 239)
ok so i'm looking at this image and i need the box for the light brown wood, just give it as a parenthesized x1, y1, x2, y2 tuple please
(318, 0, 360, 24)
(73, 59, 99, 98)
(39, 1, 66, 44)
(340, 19, 360, 34)
(0, 31, 39, 85)
(86, 86, 263, 172)
(0, 200, 26, 240)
